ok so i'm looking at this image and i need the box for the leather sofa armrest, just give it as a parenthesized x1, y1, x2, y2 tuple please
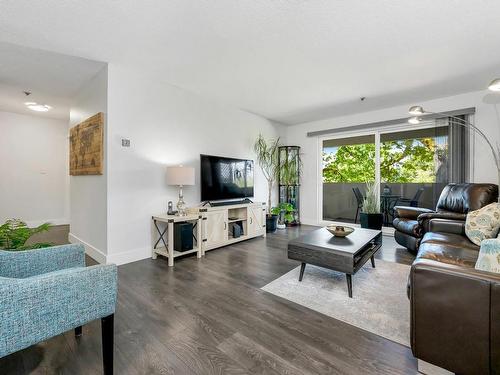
(393, 206, 433, 220)
(428, 218, 465, 235)
(417, 212, 466, 233)
(410, 259, 500, 374)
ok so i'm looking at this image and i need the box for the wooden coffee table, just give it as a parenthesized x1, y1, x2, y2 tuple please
(288, 227, 382, 298)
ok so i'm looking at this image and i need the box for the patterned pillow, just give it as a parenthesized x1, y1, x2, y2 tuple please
(465, 203, 500, 246)
(475, 238, 500, 273)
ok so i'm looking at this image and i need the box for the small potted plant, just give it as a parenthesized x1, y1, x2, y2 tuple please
(271, 203, 295, 229)
(254, 134, 281, 233)
(360, 182, 383, 230)
(0, 219, 53, 250)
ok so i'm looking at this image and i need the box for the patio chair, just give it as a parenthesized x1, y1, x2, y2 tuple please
(397, 187, 425, 207)
(352, 187, 364, 223)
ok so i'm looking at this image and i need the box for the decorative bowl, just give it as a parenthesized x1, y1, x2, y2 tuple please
(326, 225, 355, 237)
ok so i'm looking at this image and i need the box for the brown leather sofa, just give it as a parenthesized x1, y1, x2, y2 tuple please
(393, 183, 498, 252)
(397, 183, 500, 374)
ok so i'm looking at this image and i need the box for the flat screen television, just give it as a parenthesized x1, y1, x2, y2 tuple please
(200, 154, 254, 201)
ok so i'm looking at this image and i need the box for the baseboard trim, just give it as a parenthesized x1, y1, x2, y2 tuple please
(418, 359, 454, 375)
(106, 247, 151, 266)
(68, 232, 107, 264)
(25, 218, 70, 227)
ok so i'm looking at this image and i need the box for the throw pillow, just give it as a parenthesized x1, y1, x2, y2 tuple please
(475, 238, 500, 273)
(465, 203, 500, 246)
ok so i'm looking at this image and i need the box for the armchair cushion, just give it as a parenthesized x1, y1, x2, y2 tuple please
(417, 211, 467, 233)
(428, 218, 465, 235)
(393, 218, 421, 237)
(0, 264, 117, 358)
(393, 206, 433, 220)
(0, 244, 85, 278)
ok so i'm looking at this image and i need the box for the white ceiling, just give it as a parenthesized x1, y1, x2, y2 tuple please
(1, 1, 500, 124)
(0, 42, 105, 120)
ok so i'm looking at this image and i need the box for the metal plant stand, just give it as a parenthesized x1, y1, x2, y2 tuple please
(278, 145, 301, 225)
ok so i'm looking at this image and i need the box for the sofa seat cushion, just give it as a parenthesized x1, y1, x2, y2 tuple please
(393, 218, 421, 237)
(417, 232, 480, 268)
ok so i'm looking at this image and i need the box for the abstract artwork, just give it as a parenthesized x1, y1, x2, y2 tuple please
(69, 112, 104, 175)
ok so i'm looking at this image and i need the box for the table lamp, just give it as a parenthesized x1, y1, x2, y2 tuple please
(167, 165, 195, 216)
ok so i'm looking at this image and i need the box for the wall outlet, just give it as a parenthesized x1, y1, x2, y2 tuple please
(121, 139, 131, 147)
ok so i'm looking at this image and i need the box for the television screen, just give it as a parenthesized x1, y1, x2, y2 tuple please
(200, 154, 254, 201)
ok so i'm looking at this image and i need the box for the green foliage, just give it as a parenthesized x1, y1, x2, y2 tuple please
(361, 182, 380, 214)
(271, 203, 295, 224)
(254, 134, 282, 213)
(323, 138, 444, 183)
(0, 219, 53, 251)
(323, 143, 375, 183)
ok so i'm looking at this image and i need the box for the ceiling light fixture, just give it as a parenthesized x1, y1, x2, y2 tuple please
(408, 106, 426, 116)
(24, 102, 52, 112)
(488, 78, 500, 92)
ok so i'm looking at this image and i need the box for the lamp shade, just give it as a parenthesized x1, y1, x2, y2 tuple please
(167, 166, 195, 186)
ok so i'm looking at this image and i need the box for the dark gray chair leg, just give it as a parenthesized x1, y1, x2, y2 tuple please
(75, 326, 82, 337)
(101, 314, 114, 375)
(299, 262, 306, 281)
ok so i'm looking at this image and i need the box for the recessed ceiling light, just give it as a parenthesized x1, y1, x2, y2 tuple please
(24, 102, 52, 112)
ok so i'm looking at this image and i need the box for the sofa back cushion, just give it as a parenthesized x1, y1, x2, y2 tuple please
(436, 183, 498, 214)
(465, 203, 500, 246)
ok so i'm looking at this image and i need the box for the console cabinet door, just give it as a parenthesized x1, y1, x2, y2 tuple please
(203, 210, 228, 249)
(248, 205, 265, 236)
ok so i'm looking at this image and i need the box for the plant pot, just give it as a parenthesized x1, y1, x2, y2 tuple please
(360, 213, 383, 230)
(266, 215, 278, 233)
(277, 223, 286, 229)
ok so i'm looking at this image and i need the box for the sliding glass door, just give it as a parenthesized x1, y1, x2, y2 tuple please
(321, 119, 468, 226)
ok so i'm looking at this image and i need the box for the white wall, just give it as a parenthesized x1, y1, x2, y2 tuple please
(105, 65, 281, 264)
(69, 66, 108, 263)
(0, 110, 69, 225)
(286, 90, 500, 225)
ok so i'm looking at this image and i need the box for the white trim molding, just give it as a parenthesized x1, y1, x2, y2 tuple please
(106, 247, 151, 266)
(69, 232, 107, 264)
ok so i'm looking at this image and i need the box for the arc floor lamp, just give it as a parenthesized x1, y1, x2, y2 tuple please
(408, 78, 500, 199)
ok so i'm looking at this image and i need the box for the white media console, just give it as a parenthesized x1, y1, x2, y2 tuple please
(152, 202, 266, 266)
(190, 201, 267, 253)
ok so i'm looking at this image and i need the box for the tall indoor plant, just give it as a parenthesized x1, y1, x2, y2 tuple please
(254, 134, 281, 232)
(360, 182, 383, 230)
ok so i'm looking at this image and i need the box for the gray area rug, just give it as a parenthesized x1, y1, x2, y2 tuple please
(262, 260, 411, 346)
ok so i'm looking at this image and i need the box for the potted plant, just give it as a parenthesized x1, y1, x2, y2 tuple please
(271, 203, 295, 229)
(254, 134, 281, 233)
(0, 219, 53, 250)
(359, 182, 383, 230)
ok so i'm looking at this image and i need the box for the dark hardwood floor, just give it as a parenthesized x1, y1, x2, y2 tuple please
(1, 225, 417, 374)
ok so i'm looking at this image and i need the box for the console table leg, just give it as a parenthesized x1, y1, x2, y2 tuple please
(299, 262, 306, 281)
(370, 255, 375, 268)
(346, 274, 353, 298)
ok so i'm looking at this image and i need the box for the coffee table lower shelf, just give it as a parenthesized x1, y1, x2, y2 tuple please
(288, 227, 383, 298)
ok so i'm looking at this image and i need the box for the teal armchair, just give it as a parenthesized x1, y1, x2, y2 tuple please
(0, 244, 117, 374)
